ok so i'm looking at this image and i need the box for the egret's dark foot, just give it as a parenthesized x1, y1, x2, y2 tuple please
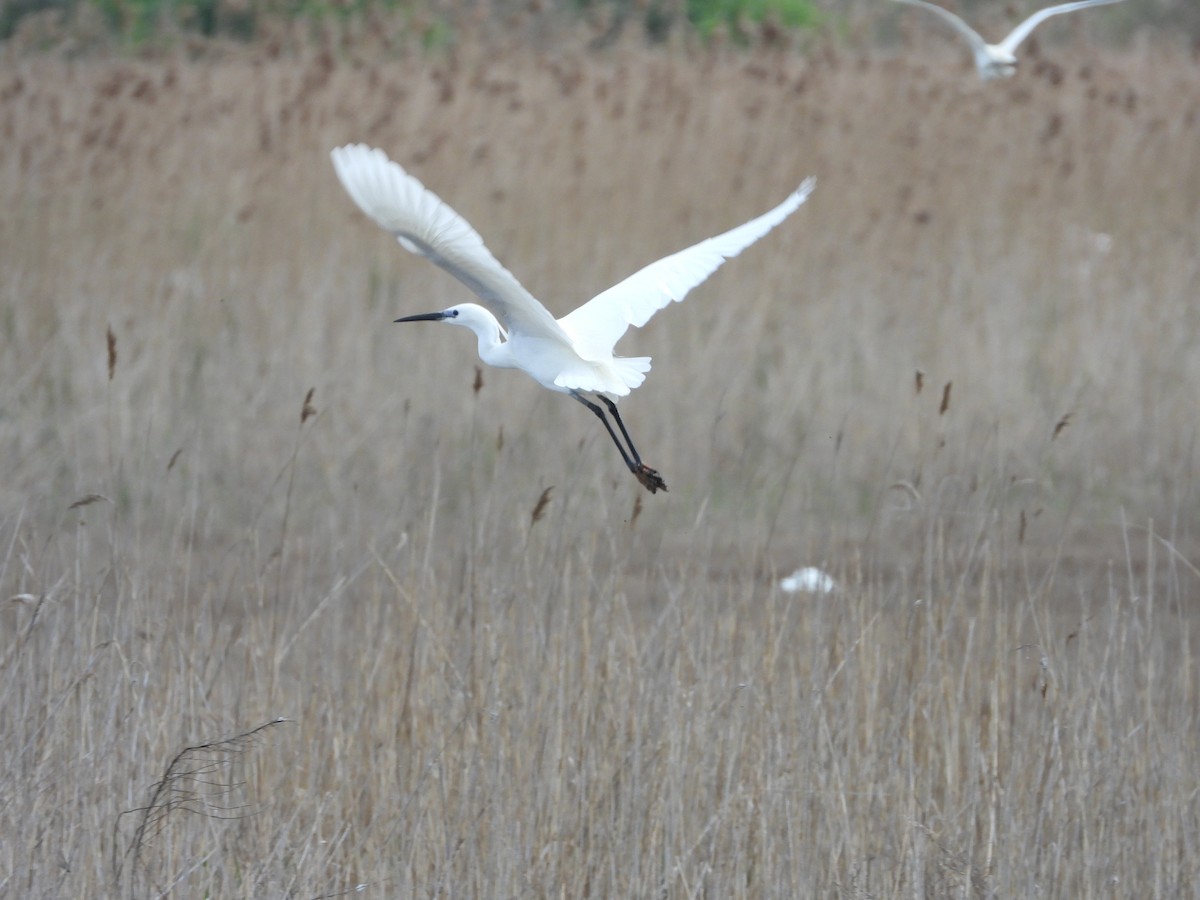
(633, 464, 667, 494)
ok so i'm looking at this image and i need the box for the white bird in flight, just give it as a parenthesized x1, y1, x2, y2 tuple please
(893, 0, 1126, 81)
(331, 144, 814, 493)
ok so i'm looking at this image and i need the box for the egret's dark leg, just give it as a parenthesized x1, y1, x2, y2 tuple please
(600, 397, 648, 465)
(570, 392, 638, 470)
(570, 392, 667, 493)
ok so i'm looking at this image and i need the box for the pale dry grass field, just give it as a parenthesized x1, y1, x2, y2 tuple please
(2, 26, 1199, 897)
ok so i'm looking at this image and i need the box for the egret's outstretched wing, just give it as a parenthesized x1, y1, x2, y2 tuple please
(996, 0, 1125, 54)
(893, 0, 987, 53)
(331, 144, 569, 343)
(559, 178, 816, 361)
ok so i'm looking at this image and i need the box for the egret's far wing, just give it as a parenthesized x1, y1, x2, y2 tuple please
(559, 178, 815, 361)
(996, 0, 1125, 54)
(893, 0, 988, 53)
(331, 144, 568, 342)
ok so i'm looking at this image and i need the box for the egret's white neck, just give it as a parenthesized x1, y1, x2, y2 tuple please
(472, 323, 510, 369)
(455, 306, 514, 370)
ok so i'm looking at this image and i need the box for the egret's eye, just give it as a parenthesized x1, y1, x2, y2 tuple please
(449, 309, 459, 318)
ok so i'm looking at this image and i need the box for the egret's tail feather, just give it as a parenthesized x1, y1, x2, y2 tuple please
(611, 356, 651, 392)
(554, 356, 651, 397)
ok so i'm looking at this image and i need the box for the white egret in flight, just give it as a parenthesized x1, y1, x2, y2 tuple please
(893, 0, 1126, 81)
(331, 144, 814, 493)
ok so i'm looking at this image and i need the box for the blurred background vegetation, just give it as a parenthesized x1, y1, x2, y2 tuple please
(1, 0, 1195, 53)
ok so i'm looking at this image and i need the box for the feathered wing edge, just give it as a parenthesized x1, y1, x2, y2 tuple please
(558, 177, 817, 363)
(996, 0, 1127, 55)
(892, 0, 988, 53)
(330, 144, 569, 343)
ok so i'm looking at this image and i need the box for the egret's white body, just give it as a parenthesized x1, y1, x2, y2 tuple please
(331, 144, 814, 492)
(893, 0, 1126, 80)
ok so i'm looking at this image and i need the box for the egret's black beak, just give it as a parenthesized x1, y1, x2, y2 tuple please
(394, 311, 448, 323)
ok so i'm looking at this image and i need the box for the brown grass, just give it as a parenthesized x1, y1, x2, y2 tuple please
(2, 30, 1199, 896)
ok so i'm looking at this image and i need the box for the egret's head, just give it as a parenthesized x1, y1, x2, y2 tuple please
(394, 306, 461, 325)
(394, 303, 505, 341)
(395, 303, 488, 328)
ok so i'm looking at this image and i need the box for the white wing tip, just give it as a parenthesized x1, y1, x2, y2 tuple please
(331, 143, 377, 183)
(330, 142, 365, 165)
(330, 143, 401, 179)
(331, 142, 378, 159)
(783, 176, 817, 213)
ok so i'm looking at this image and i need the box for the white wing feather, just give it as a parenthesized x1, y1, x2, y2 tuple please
(559, 177, 816, 361)
(996, 0, 1126, 54)
(331, 144, 569, 342)
(893, 0, 988, 53)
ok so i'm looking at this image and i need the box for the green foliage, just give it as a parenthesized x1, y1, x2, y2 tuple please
(0, 0, 70, 39)
(1, 0, 415, 45)
(0, 0, 820, 47)
(273, 0, 402, 25)
(419, 14, 452, 51)
(574, 0, 820, 45)
(686, 0, 820, 41)
(0, 0, 254, 42)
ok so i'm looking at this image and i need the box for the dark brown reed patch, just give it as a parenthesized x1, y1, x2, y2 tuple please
(629, 492, 643, 529)
(1053, 412, 1072, 440)
(530, 485, 553, 525)
(68, 492, 110, 510)
(106, 324, 117, 380)
(300, 387, 317, 424)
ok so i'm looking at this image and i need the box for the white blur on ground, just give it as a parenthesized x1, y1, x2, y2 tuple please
(779, 567, 837, 594)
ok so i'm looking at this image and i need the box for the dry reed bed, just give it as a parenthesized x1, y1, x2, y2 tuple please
(1, 37, 1198, 895)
